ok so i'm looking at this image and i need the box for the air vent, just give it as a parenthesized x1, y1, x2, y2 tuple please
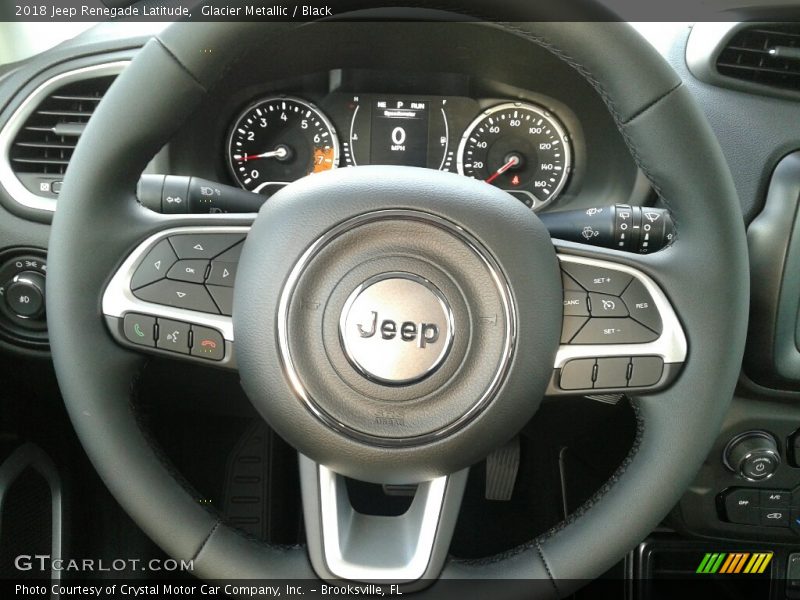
(9, 75, 114, 184)
(716, 25, 800, 91)
(0, 61, 127, 212)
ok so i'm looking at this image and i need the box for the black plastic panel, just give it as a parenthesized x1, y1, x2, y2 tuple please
(746, 151, 800, 389)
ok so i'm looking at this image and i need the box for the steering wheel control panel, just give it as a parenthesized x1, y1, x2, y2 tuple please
(548, 255, 686, 396)
(102, 227, 686, 396)
(102, 227, 248, 369)
(0, 247, 48, 348)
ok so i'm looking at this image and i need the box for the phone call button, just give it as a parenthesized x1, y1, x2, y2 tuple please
(123, 313, 156, 347)
(191, 325, 224, 361)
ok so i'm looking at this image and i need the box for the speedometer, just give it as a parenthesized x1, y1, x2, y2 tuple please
(457, 102, 572, 210)
(227, 96, 338, 194)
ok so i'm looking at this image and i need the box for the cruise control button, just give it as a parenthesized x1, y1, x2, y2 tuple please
(168, 233, 245, 260)
(724, 488, 759, 525)
(761, 508, 789, 527)
(563, 290, 589, 316)
(628, 357, 664, 387)
(156, 318, 191, 354)
(130, 239, 178, 290)
(621, 279, 663, 334)
(207, 284, 233, 316)
(594, 357, 630, 389)
(559, 359, 595, 390)
(123, 313, 156, 347)
(589, 293, 629, 318)
(571, 318, 659, 344)
(561, 316, 588, 343)
(133, 280, 219, 314)
(167, 259, 208, 284)
(761, 489, 790, 508)
(191, 325, 225, 361)
(560, 263, 632, 296)
(206, 261, 237, 287)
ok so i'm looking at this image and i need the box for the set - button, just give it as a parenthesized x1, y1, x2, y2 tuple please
(130, 233, 243, 316)
(122, 312, 225, 361)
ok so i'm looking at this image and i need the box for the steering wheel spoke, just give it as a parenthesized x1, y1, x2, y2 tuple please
(102, 218, 253, 369)
(548, 242, 687, 398)
(299, 454, 468, 584)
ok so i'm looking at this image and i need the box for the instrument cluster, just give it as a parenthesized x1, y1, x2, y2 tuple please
(226, 92, 573, 211)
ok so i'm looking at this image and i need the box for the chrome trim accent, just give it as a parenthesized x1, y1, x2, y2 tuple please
(300, 455, 469, 583)
(277, 209, 517, 447)
(338, 272, 455, 385)
(0, 61, 130, 212)
(554, 254, 687, 367)
(102, 226, 250, 341)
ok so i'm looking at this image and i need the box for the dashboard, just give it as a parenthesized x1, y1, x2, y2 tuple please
(3, 15, 800, 593)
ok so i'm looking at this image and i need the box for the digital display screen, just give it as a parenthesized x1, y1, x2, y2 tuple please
(369, 100, 430, 167)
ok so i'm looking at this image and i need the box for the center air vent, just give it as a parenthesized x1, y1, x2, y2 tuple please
(716, 25, 800, 91)
(0, 61, 127, 212)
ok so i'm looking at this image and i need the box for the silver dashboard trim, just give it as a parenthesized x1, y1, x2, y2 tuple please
(554, 254, 687, 367)
(0, 61, 130, 213)
(300, 455, 469, 583)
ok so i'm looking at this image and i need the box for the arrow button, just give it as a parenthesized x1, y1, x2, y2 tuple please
(130, 239, 178, 290)
(168, 233, 245, 259)
(133, 279, 219, 314)
(206, 261, 238, 287)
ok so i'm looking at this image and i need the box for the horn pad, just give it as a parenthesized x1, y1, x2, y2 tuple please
(234, 166, 561, 483)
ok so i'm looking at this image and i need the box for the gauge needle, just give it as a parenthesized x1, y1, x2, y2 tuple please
(238, 147, 289, 162)
(485, 156, 520, 185)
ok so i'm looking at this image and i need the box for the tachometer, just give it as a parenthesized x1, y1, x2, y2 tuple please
(227, 96, 339, 194)
(457, 102, 572, 210)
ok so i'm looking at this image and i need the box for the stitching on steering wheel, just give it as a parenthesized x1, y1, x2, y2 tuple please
(535, 540, 559, 595)
(147, 17, 674, 575)
(494, 21, 682, 234)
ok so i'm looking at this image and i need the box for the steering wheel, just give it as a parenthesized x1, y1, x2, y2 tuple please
(47, 14, 748, 596)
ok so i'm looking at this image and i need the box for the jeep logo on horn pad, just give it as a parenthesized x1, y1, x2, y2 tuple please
(340, 273, 454, 385)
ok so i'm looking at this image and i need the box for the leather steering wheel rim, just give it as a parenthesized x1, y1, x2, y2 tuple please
(47, 12, 748, 594)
